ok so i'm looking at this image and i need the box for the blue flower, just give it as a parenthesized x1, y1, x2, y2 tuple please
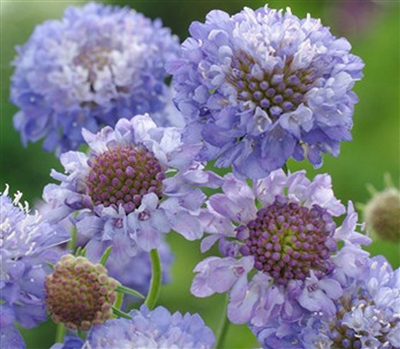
(50, 336, 84, 349)
(167, 6, 364, 179)
(253, 256, 400, 349)
(86, 305, 215, 348)
(50, 306, 215, 349)
(11, 2, 181, 155)
(0, 186, 69, 348)
(191, 170, 371, 328)
(43, 114, 222, 257)
(0, 321, 26, 349)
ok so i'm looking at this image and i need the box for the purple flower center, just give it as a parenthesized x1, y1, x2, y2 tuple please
(86, 145, 165, 213)
(240, 200, 336, 285)
(45, 255, 119, 331)
(228, 51, 316, 121)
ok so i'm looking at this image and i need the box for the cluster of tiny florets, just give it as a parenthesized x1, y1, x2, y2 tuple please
(240, 200, 336, 285)
(45, 254, 120, 331)
(86, 145, 165, 213)
(229, 51, 316, 120)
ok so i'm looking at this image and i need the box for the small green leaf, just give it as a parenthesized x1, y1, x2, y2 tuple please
(116, 285, 145, 299)
(112, 306, 132, 319)
(99, 246, 112, 266)
(46, 262, 55, 269)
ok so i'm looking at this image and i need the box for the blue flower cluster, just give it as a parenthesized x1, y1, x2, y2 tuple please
(11, 2, 182, 155)
(5, 2, 399, 349)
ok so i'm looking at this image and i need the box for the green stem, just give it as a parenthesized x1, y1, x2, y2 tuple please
(55, 322, 66, 343)
(214, 295, 230, 349)
(68, 226, 77, 252)
(144, 249, 162, 310)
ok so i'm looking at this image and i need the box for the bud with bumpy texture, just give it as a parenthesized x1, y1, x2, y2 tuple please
(364, 187, 400, 242)
(45, 254, 120, 331)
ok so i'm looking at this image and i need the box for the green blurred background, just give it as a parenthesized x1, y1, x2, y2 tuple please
(1, 1, 399, 348)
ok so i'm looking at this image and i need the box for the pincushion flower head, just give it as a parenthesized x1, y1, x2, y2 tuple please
(167, 6, 364, 179)
(10, 2, 180, 155)
(252, 256, 400, 349)
(50, 305, 215, 349)
(43, 113, 221, 257)
(192, 169, 372, 328)
(0, 186, 69, 348)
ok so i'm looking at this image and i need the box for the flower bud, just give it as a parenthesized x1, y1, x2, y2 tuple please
(45, 254, 120, 331)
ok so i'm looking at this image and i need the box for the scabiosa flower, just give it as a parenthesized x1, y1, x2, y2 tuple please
(43, 113, 221, 257)
(192, 170, 371, 328)
(167, 6, 364, 179)
(0, 186, 69, 348)
(85, 305, 215, 348)
(11, 2, 180, 155)
(254, 256, 400, 349)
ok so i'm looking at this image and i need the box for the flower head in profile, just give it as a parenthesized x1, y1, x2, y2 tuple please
(50, 305, 215, 349)
(11, 2, 181, 155)
(168, 6, 364, 179)
(88, 305, 215, 349)
(43, 114, 221, 258)
(192, 170, 371, 328)
(0, 186, 69, 348)
(253, 256, 400, 349)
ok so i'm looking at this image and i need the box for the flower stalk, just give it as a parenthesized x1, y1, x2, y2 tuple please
(144, 249, 162, 310)
(214, 295, 230, 349)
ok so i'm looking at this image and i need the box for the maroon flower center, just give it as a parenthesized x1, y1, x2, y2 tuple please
(228, 50, 316, 121)
(86, 145, 165, 213)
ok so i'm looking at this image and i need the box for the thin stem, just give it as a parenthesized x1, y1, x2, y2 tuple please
(144, 249, 162, 310)
(67, 226, 77, 252)
(214, 295, 230, 349)
(55, 322, 66, 343)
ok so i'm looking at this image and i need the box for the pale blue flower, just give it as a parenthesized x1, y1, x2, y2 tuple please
(11, 2, 181, 155)
(43, 114, 221, 258)
(168, 6, 364, 179)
